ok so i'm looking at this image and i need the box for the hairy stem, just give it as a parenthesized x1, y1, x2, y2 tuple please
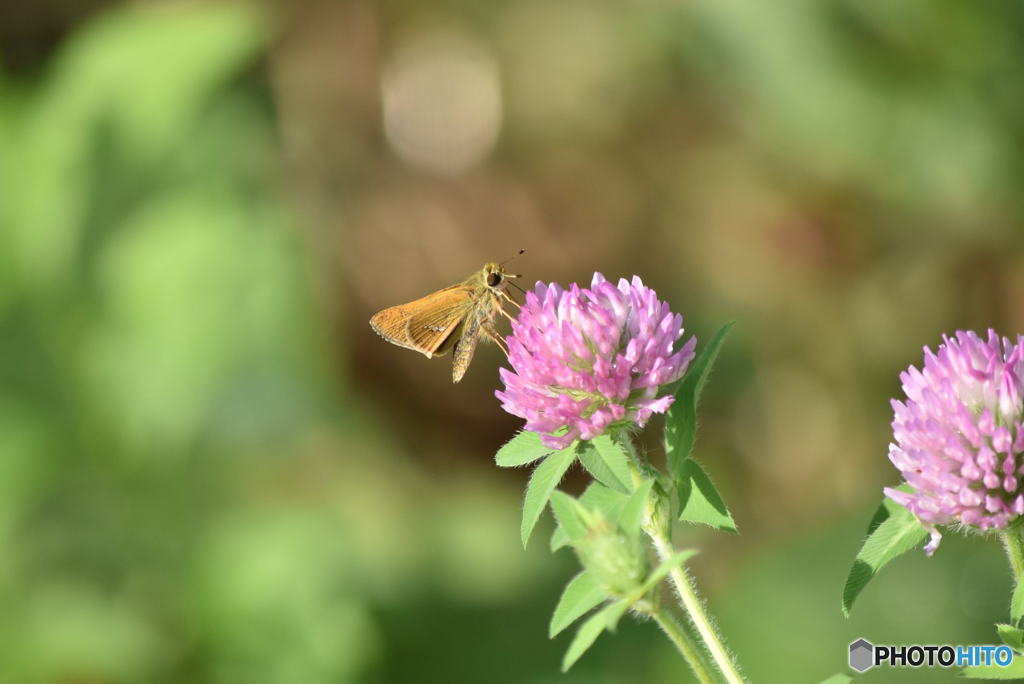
(618, 432, 745, 684)
(648, 605, 716, 684)
(648, 528, 744, 683)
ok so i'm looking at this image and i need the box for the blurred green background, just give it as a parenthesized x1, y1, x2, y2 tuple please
(2, 1, 1024, 682)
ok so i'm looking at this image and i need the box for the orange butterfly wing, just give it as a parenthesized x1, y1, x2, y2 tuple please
(369, 285, 470, 358)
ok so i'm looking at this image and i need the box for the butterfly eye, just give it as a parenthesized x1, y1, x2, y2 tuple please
(487, 272, 502, 287)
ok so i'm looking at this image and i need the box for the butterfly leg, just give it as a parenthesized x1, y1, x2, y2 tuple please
(495, 297, 521, 323)
(483, 320, 509, 357)
(497, 289, 521, 311)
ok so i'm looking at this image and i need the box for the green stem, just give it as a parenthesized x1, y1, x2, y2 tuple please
(618, 432, 745, 684)
(648, 605, 716, 684)
(648, 528, 744, 684)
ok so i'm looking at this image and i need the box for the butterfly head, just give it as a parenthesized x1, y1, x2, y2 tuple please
(482, 262, 507, 290)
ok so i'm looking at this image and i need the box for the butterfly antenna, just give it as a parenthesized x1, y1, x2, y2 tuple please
(500, 248, 526, 266)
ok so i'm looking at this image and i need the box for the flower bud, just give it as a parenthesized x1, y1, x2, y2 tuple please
(573, 510, 646, 597)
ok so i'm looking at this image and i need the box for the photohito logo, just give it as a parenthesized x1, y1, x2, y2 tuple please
(848, 638, 1014, 673)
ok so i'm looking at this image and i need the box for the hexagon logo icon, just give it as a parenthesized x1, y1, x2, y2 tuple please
(849, 638, 875, 673)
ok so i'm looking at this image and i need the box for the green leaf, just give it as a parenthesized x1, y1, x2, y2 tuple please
(521, 446, 577, 547)
(664, 322, 733, 479)
(602, 598, 632, 633)
(577, 442, 625, 494)
(866, 485, 914, 535)
(550, 572, 610, 638)
(841, 499, 928, 617)
(496, 431, 553, 467)
(550, 483, 627, 552)
(817, 675, 852, 684)
(997, 624, 1024, 651)
(579, 435, 633, 493)
(561, 602, 620, 671)
(1013, 581, 1024, 625)
(677, 458, 737, 532)
(962, 655, 1024, 679)
(549, 491, 590, 545)
(618, 479, 654, 541)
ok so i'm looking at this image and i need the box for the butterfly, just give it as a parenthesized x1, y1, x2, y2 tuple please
(369, 256, 523, 382)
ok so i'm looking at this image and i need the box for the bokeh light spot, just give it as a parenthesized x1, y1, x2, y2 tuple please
(381, 31, 502, 175)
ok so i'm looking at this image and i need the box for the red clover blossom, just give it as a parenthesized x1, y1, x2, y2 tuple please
(885, 330, 1024, 555)
(496, 273, 696, 449)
